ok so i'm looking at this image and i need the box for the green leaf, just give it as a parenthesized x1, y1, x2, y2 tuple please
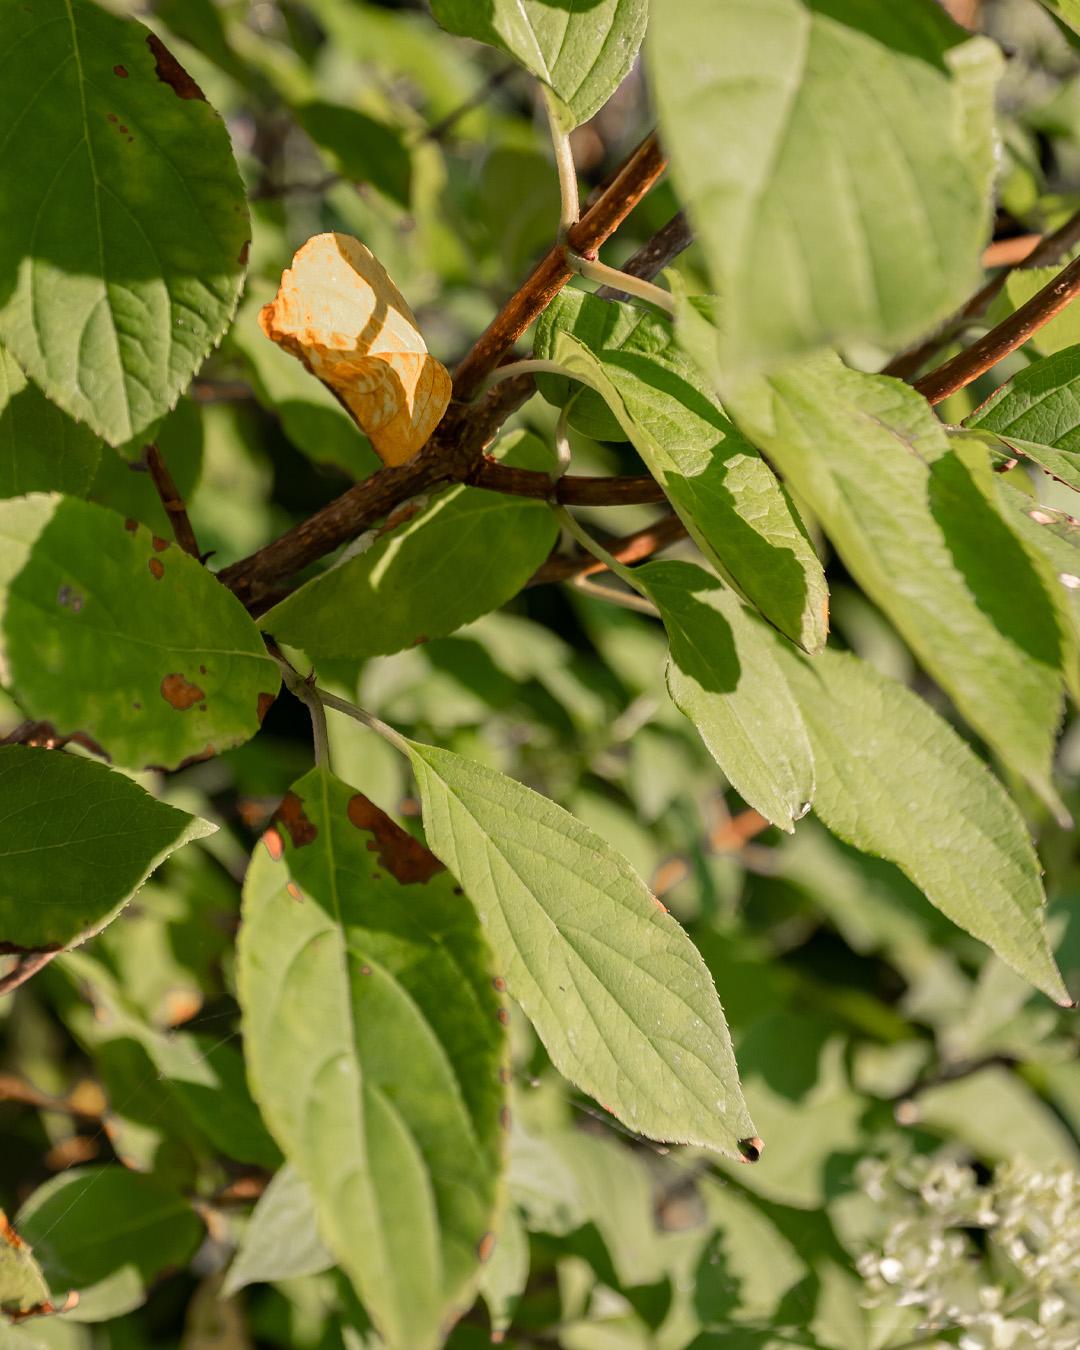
(0, 1, 249, 445)
(533, 293, 828, 653)
(238, 769, 507, 1350)
(726, 356, 1069, 818)
(0, 1211, 50, 1319)
(647, 0, 1000, 376)
(406, 740, 758, 1158)
(295, 102, 412, 207)
(428, 0, 646, 129)
(0, 495, 279, 770)
(0, 350, 101, 499)
(478, 1205, 528, 1340)
(632, 560, 814, 832)
(15, 1169, 203, 1322)
(773, 646, 1070, 1005)
(221, 1166, 334, 1297)
(1037, 0, 1080, 36)
(88, 399, 204, 537)
(965, 345, 1080, 492)
(0, 746, 214, 952)
(263, 432, 559, 661)
(228, 298, 379, 481)
(996, 483, 1080, 666)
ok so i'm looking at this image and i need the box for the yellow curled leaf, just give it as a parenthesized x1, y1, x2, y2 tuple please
(259, 232, 452, 466)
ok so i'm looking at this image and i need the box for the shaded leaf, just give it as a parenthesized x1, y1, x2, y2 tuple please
(0, 746, 213, 952)
(263, 431, 558, 661)
(478, 1205, 528, 1340)
(222, 1166, 333, 1297)
(406, 739, 758, 1158)
(727, 356, 1069, 817)
(633, 560, 814, 831)
(0, 1, 249, 445)
(648, 0, 999, 376)
(534, 293, 827, 653)
(296, 102, 412, 207)
(16, 1168, 203, 1322)
(429, 0, 646, 129)
(966, 345, 1080, 492)
(0, 495, 279, 770)
(774, 646, 1070, 1005)
(0, 351, 101, 499)
(238, 770, 506, 1350)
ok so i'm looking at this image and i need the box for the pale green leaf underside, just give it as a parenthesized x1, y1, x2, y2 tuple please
(776, 647, 1069, 1005)
(222, 1165, 333, 1297)
(635, 560, 814, 832)
(239, 769, 506, 1350)
(429, 0, 646, 128)
(407, 741, 758, 1158)
(648, 0, 999, 376)
(0, 745, 214, 951)
(0, 494, 279, 770)
(967, 344, 1080, 492)
(0, 0, 249, 445)
(726, 356, 1068, 817)
(0, 348, 101, 498)
(533, 293, 828, 653)
(264, 470, 558, 662)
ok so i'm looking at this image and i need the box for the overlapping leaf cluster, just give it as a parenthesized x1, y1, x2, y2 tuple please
(0, 2, 1079, 1349)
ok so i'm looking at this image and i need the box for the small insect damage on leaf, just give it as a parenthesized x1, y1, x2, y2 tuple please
(124, 518, 138, 533)
(737, 1136, 764, 1164)
(113, 64, 129, 78)
(152, 536, 170, 552)
(286, 881, 303, 903)
(145, 33, 206, 101)
(477, 1232, 496, 1263)
(148, 557, 164, 580)
(275, 791, 318, 848)
(56, 585, 84, 613)
(262, 827, 284, 861)
(160, 673, 205, 711)
(238, 240, 251, 266)
(496, 1008, 510, 1026)
(257, 692, 276, 723)
(346, 792, 443, 884)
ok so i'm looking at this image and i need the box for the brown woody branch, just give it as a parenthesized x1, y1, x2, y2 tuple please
(529, 513, 688, 586)
(470, 460, 666, 505)
(0, 949, 61, 998)
(144, 443, 201, 558)
(886, 207, 1080, 380)
(219, 132, 667, 610)
(914, 252, 1080, 406)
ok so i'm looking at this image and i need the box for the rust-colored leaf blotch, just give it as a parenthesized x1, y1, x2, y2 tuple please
(275, 791, 318, 848)
(346, 792, 444, 884)
(258, 233, 452, 466)
(160, 673, 204, 710)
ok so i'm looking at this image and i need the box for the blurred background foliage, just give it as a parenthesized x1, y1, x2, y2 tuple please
(2, 1, 1080, 1346)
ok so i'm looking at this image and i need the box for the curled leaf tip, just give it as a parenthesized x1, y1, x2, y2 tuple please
(259, 232, 452, 465)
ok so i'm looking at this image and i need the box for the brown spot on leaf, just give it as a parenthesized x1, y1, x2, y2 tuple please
(113, 64, 129, 77)
(359, 964, 372, 976)
(498, 1106, 511, 1132)
(160, 673, 205, 711)
(6, 1291, 80, 1323)
(148, 557, 164, 580)
(499, 1066, 511, 1084)
(124, 518, 138, 533)
(346, 793, 443, 884)
(238, 239, 250, 266)
(286, 882, 303, 903)
(145, 33, 206, 101)
(262, 828, 284, 861)
(151, 535, 169, 552)
(496, 1008, 509, 1026)
(275, 791, 318, 847)
(492, 976, 506, 992)
(107, 113, 118, 123)
(118, 125, 129, 135)
(257, 691, 276, 723)
(477, 1232, 496, 1263)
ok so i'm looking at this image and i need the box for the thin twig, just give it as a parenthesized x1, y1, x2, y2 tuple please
(471, 462, 666, 505)
(914, 253, 1080, 405)
(143, 443, 201, 558)
(270, 647, 330, 769)
(0, 1072, 103, 1118)
(596, 211, 693, 301)
(218, 131, 667, 609)
(0, 949, 62, 998)
(424, 66, 514, 143)
(528, 514, 687, 586)
(886, 207, 1080, 379)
